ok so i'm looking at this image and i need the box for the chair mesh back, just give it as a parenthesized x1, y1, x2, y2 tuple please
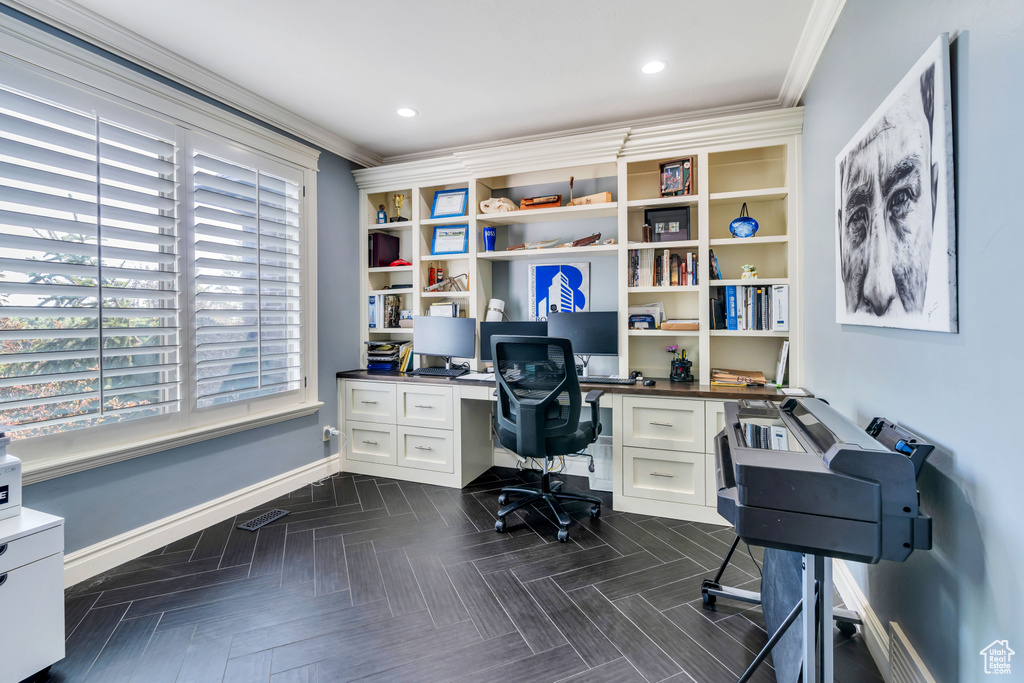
(496, 341, 573, 429)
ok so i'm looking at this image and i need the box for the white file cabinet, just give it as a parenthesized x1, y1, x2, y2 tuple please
(0, 508, 65, 683)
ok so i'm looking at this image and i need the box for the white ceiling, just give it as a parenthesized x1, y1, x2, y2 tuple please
(41, 0, 827, 164)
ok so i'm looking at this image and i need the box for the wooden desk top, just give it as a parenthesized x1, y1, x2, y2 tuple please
(336, 369, 796, 401)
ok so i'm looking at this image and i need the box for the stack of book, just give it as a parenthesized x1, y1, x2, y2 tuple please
(628, 249, 698, 287)
(711, 368, 767, 387)
(365, 340, 411, 373)
(743, 423, 790, 450)
(723, 284, 788, 331)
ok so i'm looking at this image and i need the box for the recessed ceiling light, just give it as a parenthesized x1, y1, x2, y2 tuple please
(642, 61, 666, 75)
(396, 108, 418, 118)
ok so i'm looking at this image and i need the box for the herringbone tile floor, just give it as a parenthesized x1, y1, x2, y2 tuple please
(45, 468, 881, 682)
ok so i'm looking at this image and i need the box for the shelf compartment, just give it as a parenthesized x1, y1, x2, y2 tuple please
(708, 146, 787, 194)
(367, 189, 413, 224)
(625, 155, 699, 204)
(709, 335, 789, 385)
(475, 203, 617, 225)
(477, 244, 618, 261)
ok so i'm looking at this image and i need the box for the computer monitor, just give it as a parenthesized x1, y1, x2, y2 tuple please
(479, 321, 547, 362)
(547, 311, 618, 356)
(413, 316, 476, 367)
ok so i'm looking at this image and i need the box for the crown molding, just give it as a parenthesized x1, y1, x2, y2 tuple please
(352, 156, 468, 192)
(453, 128, 630, 178)
(620, 108, 805, 159)
(779, 0, 847, 107)
(1, 0, 381, 167)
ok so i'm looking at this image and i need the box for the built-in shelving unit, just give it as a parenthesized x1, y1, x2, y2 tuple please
(354, 110, 802, 385)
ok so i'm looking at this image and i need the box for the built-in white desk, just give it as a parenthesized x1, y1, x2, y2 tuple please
(337, 370, 790, 525)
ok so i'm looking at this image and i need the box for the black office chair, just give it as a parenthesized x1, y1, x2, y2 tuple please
(490, 335, 605, 542)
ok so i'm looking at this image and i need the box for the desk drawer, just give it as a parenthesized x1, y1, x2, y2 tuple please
(346, 421, 397, 466)
(622, 397, 704, 452)
(623, 446, 705, 506)
(397, 385, 453, 429)
(398, 427, 454, 473)
(0, 526, 62, 575)
(705, 401, 727, 448)
(0, 552, 64, 682)
(344, 381, 396, 423)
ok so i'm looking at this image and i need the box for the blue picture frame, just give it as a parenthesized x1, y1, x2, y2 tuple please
(430, 188, 469, 219)
(431, 224, 469, 255)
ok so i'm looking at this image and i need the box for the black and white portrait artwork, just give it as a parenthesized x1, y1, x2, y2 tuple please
(835, 34, 957, 332)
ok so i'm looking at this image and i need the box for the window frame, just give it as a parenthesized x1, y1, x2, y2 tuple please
(1, 16, 321, 483)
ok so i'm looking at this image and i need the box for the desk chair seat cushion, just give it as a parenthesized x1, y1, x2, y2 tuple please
(496, 421, 595, 459)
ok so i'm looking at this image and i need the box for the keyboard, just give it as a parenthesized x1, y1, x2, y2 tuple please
(412, 367, 468, 378)
(581, 375, 636, 385)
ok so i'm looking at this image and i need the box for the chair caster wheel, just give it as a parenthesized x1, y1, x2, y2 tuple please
(837, 620, 857, 636)
(495, 518, 506, 533)
(702, 592, 716, 609)
(589, 505, 601, 518)
(497, 493, 508, 505)
(557, 528, 569, 542)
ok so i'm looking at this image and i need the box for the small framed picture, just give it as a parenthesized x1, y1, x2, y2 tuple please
(659, 156, 696, 197)
(644, 207, 690, 242)
(430, 188, 469, 219)
(431, 224, 469, 255)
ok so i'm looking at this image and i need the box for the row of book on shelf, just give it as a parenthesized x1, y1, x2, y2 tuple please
(628, 249, 699, 287)
(709, 284, 789, 331)
(365, 340, 413, 373)
(368, 294, 402, 329)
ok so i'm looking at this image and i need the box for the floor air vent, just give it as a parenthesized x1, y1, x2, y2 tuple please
(237, 509, 290, 531)
(890, 622, 936, 683)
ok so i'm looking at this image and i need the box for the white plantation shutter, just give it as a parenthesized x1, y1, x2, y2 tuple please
(192, 151, 303, 408)
(0, 86, 180, 437)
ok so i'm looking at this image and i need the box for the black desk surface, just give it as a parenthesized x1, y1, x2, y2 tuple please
(337, 369, 793, 401)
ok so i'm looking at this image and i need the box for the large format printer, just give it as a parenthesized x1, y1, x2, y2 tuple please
(712, 397, 934, 682)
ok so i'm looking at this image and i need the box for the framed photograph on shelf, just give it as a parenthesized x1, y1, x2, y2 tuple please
(430, 188, 469, 219)
(644, 206, 690, 242)
(659, 156, 696, 196)
(431, 224, 469, 255)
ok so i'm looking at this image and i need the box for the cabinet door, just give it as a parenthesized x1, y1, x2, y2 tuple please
(346, 421, 397, 466)
(705, 401, 727, 447)
(344, 381, 396, 423)
(706, 453, 718, 507)
(398, 426, 454, 473)
(622, 397, 705, 452)
(0, 552, 64, 682)
(623, 446, 705, 506)
(397, 385, 453, 429)
(0, 526, 62, 575)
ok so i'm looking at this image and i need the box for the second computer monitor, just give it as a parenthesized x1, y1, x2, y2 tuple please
(547, 311, 618, 356)
(412, 316, 476, 360)
(479, 321, 547, 362)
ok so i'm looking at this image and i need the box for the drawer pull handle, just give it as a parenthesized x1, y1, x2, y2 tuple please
(0, 574, 6, 588)
(650, 472, 675, 478)
(414, 445, 433, 451)
(0, 543, 6, 557)
(649, 421, 674, 427)
(360, 400, 379, 405)
(362, 440, 379, 445)
(413, 404, 435, 409)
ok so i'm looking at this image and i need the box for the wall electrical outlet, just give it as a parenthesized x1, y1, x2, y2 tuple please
(322, 426, 340, 442)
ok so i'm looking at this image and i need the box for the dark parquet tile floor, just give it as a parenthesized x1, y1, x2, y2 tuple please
(44, 468, 882, 682)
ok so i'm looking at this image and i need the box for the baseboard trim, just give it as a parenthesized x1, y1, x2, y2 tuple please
(834, 559, 891, 681)
(63, 454, 341, 588)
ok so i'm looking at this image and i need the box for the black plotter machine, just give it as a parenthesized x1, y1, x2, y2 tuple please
(713, 397, 933, 683)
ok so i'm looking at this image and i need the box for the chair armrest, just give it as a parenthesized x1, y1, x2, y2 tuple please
(584, 390, 603, 434)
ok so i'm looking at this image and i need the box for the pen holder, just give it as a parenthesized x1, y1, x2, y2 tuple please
(670, 358, 694, 382)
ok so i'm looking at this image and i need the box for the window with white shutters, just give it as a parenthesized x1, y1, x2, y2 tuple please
(0, 86, 180, 438)
(191, 152, 303, 408)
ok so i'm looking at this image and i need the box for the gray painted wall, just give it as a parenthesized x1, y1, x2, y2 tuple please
(14, 11, 362, 553)
(801, 2, 1023, 680)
